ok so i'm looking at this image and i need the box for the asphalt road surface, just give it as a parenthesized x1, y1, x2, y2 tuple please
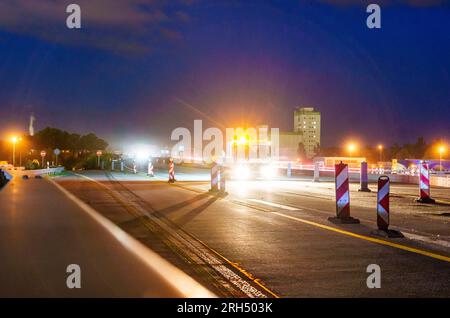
(0, 171, 213, 297)
(55, 167, 450, 297)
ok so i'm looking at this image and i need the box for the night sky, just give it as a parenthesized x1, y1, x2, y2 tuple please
(0, 0, 449, 148)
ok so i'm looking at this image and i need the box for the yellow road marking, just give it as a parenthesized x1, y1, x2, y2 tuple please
(272, 212, 450, 263)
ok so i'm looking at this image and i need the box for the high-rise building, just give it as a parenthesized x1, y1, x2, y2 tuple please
(294, 107, 321, 158)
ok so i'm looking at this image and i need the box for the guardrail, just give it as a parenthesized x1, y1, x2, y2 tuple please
(25, 167, 65, 176)
(431, 175, 450, 188)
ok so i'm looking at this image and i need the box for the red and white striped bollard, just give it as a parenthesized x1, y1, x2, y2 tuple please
(168, 159, 175, 183)
(210, 162, 219, 192)
(219, 165, 227, 195)
(328, 161, 359, 224)
(148, 160, 154, 177)
(416, 161, 435, 203)
(372, 175, 403, 238)
(377, 176, 390, 231)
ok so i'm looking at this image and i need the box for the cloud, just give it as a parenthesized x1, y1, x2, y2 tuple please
(0, 0, 193, 55)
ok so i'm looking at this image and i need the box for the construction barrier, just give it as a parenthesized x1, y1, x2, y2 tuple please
(287, 162, 292, 177)
(372, 176, 403, 238)
(219, 165, 227, 194)
(377, 176, 390, 231)
(358, 161, 371, 192)
(313, 162, 320, 182)
(168, 159, 175, 183)
(148, 160, 154, 177)
(328, 162, 359, 224)
(416, 161, 435, 203)
(210, 162, 219, 192)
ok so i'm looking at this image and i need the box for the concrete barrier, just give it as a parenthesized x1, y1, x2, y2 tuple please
(292, 167, 449, 188)
(431, 175, 450, 188)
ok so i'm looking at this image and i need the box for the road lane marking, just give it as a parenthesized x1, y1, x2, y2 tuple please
(259, 200, 450, 250)
(193, 237, 281, 298)
(247, 199, 300, 211)
(402, 232, 450, 249)
(144, 181, 450, 252)
(70, 172, 275, 298)
(48, 177, 216, 298)
(272, 212, 450, 263)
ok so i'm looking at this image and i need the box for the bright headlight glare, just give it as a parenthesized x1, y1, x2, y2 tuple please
(260, 165, 277, 179)
(233, 165, 250, 179)
(135, 148, 151, 162)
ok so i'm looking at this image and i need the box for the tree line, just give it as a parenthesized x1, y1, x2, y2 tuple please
(32, 127, 108, 154)
(0, 127, 108, 169)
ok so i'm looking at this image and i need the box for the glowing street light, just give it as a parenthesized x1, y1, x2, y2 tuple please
(347, 143, 356, 158)
(377, 144, 383, 162)
(238, 135, 248, 145)
(10, 136, 22, 167)
(438, 145, 446, 172)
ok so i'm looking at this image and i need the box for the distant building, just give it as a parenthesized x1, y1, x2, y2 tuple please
(294, 107, 321, 158)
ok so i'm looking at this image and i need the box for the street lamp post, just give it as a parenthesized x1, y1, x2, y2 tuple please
(10, 136, 22, 167)
(11, 137, 17, 167)
(378, 144, 383, 162)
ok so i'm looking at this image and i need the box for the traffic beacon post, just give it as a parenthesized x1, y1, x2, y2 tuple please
(416, 161, 435, 203)
(372, 176, 403, 238)
(358, 161, 371, 192)
(147, 159, 154, 177)
(313, 161, 320, 182)
(219, 165, 228, 195)
(209, 161, 219, 192)
(168, 158, 175, 183)
(40, 150, 46, 168)
(328, 161, 360, 224)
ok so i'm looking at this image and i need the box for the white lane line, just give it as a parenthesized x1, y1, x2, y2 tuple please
(48, 178, 216, 298)
(402, 232, 450, 249)
(248, 199, 301, 211)
(83, 173, 270, 298)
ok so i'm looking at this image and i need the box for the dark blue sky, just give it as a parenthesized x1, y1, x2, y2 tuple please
(0, 0, 449, 147)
